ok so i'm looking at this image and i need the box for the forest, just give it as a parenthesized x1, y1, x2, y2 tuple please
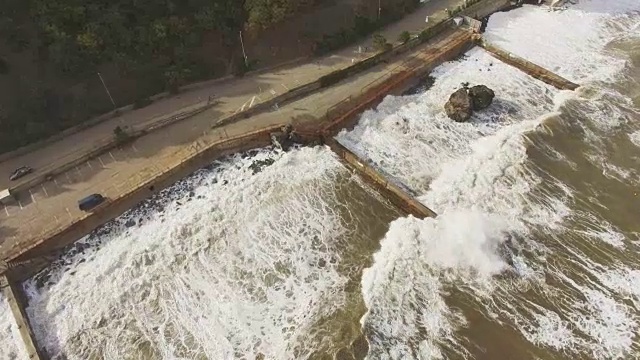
(0, 0, 419, 154)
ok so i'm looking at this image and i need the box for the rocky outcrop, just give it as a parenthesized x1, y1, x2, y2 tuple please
(444, 88, 473, 122)
(270, 124, 300, 151)
(444, 84, 495, 122)
(469, 85, 495, 110)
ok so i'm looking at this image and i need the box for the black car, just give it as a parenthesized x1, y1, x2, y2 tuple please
(78, 193, 106, 211)
(9, 166, 34, 181)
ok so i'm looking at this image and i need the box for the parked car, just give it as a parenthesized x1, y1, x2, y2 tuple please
(78, 193, 106, 212)
(9, 166, 34, 181)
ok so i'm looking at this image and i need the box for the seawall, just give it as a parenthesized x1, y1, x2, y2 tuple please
(8, 128, 280, 279)
(1, 275, 44, 359)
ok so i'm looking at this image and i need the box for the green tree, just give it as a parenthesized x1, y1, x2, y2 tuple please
(113, 125, 131, 145)
(398, 30, 411, 44)
(373, 34, 391, 52)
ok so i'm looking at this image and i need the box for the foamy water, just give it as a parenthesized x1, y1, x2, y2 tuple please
(23, 147, 397, 359)
(341, 2, 640, 359)
(8, 1, 640, 359)
(0, 294, 28, 360)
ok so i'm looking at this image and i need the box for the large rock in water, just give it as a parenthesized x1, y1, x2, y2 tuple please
(444, 88, 473, 122)
(469, 85, 495, 110)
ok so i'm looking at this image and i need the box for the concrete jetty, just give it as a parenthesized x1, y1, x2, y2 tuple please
(324, 137, 437, 218)
(478, 38, 579, 90)
(1, 275, 44, 359)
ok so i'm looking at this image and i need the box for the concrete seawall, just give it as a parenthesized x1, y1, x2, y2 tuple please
(324, 138, 437, 218)
(479, 39, 579, 90)
(1, 275, 44, 359)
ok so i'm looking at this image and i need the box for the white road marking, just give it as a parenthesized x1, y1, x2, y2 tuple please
(249, 95, 256, 108)
(109, 151, 116, 161)
(132, 144, 139, 153)
(41, 184, 49, 197)
(66, 207, 72, 219)
(4, 205, 8, 216)
(54, 215, 59, 224)
(75, 166, 82, 176)
(281, 83, 289, 91)
(66, 173, 72, 184)
(29, 189, 36, 203)
(87, 160, 93, 169)
(18, 200, 23, 210)
(54, 178, 60, 188)
(99, 157, 106, 167)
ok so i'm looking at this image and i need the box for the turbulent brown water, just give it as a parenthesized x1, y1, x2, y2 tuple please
(1, 1, 639, 359)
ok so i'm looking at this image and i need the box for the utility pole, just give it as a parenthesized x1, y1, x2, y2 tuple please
(97, 72, 116, 109)
(239, 31, 249, 68)
(378, 0, 382, 20)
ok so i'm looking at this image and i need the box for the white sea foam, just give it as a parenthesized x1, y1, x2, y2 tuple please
(484, 2, 640, 83)
(629, 130, 640, 147)
(0, 294, 28, 360)
(597, 268, 640, 309)
(337, 47, 557, 196)
(25, 147, 362, 359)
(361, 211, 509, 359)
(586, 153, 635, 185)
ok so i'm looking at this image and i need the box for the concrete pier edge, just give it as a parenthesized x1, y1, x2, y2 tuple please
(1, 275, 44, 359)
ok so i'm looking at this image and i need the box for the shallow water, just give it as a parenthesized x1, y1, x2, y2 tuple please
(5, 1, 640, 359)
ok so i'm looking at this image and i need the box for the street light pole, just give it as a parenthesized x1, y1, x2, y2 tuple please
(97, 72, 116, 109)
(239, 31, 249, 68)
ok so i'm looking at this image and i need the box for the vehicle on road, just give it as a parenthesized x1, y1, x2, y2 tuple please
(78, 193, 106, 212)
(9, 166, 34, 181)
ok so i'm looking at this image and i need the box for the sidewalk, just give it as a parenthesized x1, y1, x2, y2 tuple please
(0, 0, 461, 191)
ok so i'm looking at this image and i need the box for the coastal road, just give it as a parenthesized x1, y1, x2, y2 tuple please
(0, 27, 474, 261)
(0, 0, 460, 191)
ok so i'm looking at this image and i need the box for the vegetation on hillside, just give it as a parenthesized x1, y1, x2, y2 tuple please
(0, 0, 421, 154)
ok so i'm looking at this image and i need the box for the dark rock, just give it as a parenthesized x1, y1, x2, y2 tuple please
(270, 131, 293, 151)
(469, 85, 495, 110)
(124, 219, 136, 228)
(249, 158, 276, 175)
(444, 88, 473, 122)
(281, 123, 293, 134)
